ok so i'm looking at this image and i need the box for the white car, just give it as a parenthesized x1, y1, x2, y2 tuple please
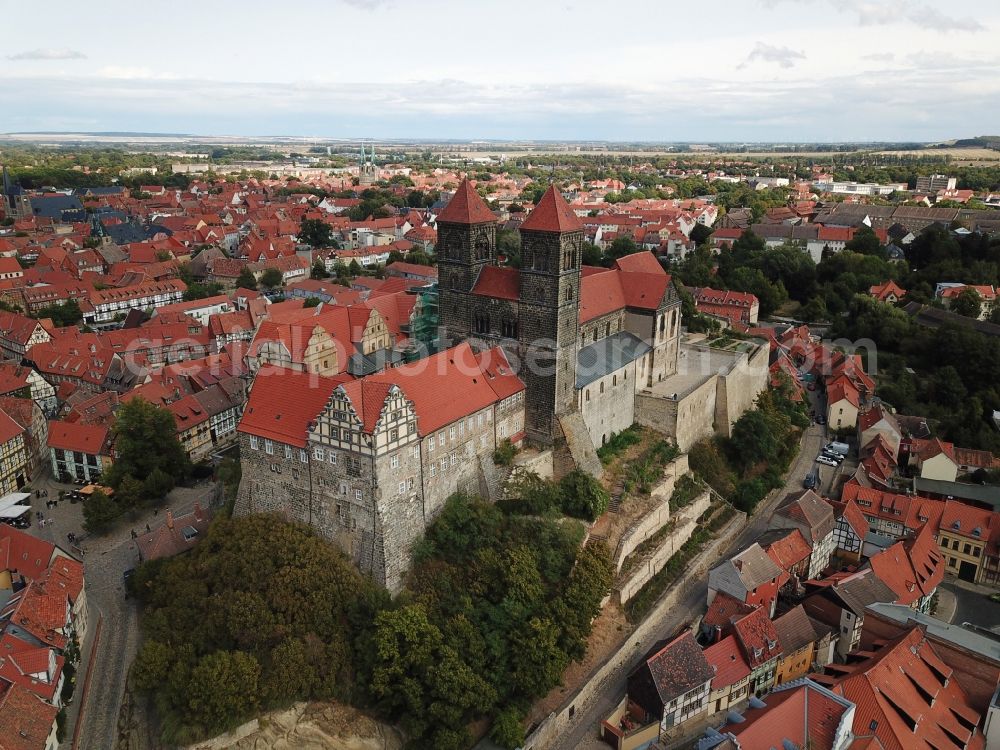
(816, 455, 839, 467)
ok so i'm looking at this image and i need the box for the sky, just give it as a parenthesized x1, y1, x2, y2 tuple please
(2, 0, 998, 142)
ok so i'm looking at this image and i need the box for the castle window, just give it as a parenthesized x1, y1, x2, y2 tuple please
(600, 382, 605, 394)
(474, 313, 490, 335)
(300, 449, 308, 463)
(329, 452, 337, 465)
(605, 322, 611, 337)
(390, 428, 398, 441)
(355, 489, 363, 501)
(390, 454, 400, 469)
(285, 445, 292, 459)
(250, 435, 259, 450)
(314, 447, 325, 461)
(398, 481, 406, 496)
(430, 465, 437, 477)
(585, 389, 590, 402)
(264, 439, 274, 455)
(501, 318, 518, 338)
(613, 375, 617, 387)
(566, 286, 574, 301)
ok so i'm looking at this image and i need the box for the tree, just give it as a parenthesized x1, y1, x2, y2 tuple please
(347, 259, 363, 276)
(299, 218, 334, 248)
(310, 259, 329, 279)
(115, 474, 144, 509)
(34, 299, 82, 327)
(259, 268, 284, 289)
(689, 223, 713, 246)
(582, 242, 603, 267)
(491, 705, 526, 750)
(303, 296, 322, 308)
(186, 651, 261, 735)
(107, 398, 189, 490)
(844, 225, 884, 257)
(606, 236, 640, 261)
(559, 469, 609, 521)
(182, 281, 223, 301)
(951, 287, 983, 318)
(144, 467, 174, 502)
(82, 490, 119, 534)
(235, 267, 257, 290)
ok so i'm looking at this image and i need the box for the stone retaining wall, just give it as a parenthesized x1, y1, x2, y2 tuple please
(522, 508, 747, 750)
(615, 490, 712, 604)
(612, 455, 689, 572)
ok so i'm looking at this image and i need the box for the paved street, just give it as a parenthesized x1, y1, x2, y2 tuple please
(550, 419, 828, 750)
(940, 578, 1000, 635)
(15, 473, 218, 750)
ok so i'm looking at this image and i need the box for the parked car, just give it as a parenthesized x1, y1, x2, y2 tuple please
(826, 441, 850, 456)
(816, 415, 827, 425)
(821, 451, 844, 464)
(816, 455, 839, 467)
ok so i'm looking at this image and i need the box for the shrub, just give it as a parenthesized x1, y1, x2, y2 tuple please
(559, 469, 610, 521)
(493, 438, 518, 466)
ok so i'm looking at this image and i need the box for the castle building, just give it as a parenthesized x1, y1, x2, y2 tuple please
(236, 343, 525, 592)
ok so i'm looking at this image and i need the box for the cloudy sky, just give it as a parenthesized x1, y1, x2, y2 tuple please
(2, 0, 997, 141)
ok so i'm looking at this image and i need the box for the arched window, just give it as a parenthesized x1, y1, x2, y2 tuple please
(605, 322, 611, 337)
(600, 382, 605, 394)
(475, 235, 490, 261)
(612, 375, 617, 387)
(585, 389, 590, 402)
(501, 318, 518, 338)
(474, 314, 490, 334)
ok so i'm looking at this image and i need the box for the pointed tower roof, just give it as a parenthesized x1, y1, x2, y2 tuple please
(436, 179, 496, 224)
(520, 185, 583, 233)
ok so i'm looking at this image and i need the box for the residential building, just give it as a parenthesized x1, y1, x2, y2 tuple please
(626, 631, 714, 734)
(820, 627, 987, 750)
(0, 313, 51, 362)
(916, 174, 957, 193)
(46, 422, 112, 482)
(707, 543, 788, 617)
(769, 490, 837, 580)
(698, 679, 856, 750)
(703, 634, 751, 715)
(78, 279, 186, 326)
(773, 605, 822, 685)
(869, 279, 906, 303)
(690, 287, 759, 326)
(0, 682, 60, 750)
(802, 568, 897, 659)
(0, 410, 28, 496)
(827, 498, 868, 563)
(136, 504, 212, 562)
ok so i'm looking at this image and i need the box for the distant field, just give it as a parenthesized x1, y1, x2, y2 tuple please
(441, 146, 1000, 162)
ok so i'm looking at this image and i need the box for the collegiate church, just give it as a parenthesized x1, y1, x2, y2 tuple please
(235, 180, 686, 592)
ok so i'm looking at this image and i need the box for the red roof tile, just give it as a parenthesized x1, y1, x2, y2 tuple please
(612, 251, 665, 275)
(519, 185, 583, 233)
(0, 681, 58, 750)
(436, 179, 497, 225)
(45, 421, 108, 455)
(703, 634, 751, 690)
(238, 366, 349, 448)
(471, 266, 520, 301)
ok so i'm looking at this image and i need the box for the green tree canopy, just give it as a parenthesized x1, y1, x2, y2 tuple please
(107, 398, 189, 490)
(259, 268, 284, 289)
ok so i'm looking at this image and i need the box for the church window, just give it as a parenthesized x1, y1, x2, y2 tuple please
(475, 235, 490, 261)
(474, 313, 490, 335)
(600, 382, 605, 394)
(537, 287, 546, 301)
(613, 375, 617, 387)
(659, 315, 666, 333)
(585, 389, 590, 402)
(501, 318, 518, 338)
(605, 322, 611, 337)
(566, 286, 574, 301)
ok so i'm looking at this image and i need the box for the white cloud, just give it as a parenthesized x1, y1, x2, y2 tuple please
(762, 0, 984, 32)
(740, 42, 806, 69)
(96, 66, 177, 80)
(7, 48, 86, 60)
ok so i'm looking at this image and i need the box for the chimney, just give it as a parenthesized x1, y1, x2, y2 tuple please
(714, 625, 723, 643)
(193, 501, 202, 522)
(166, 510, 174, 530)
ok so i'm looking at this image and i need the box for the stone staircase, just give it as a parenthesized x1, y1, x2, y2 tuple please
(557, 411, 603, 479)
(477, 453, 511, 502)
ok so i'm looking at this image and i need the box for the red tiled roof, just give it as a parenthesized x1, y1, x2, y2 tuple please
(865, 524, 943, 606)
(612, 251, 665, 275)
(703, 634, 751, 690)
(579, 268, 625, 322)
(0, 681, 58, 750)
(471, 266, 520, 301)
(703, 591, 755, 630)
(833, 627, 983, 750)
(519, 185, 583, 233)
(0, 526, 55, 581)
(436, 179, 497, 225)
(238, 366, 350, 448)
(732, 606, 783, 667)
(45, 420, 108, 455)
(762, 527, 813, 572)
(827, 379, 860, 410)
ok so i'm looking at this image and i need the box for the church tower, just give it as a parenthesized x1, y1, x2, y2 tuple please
(435, 179, 497, 345)
(517, 186, 583, 443)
